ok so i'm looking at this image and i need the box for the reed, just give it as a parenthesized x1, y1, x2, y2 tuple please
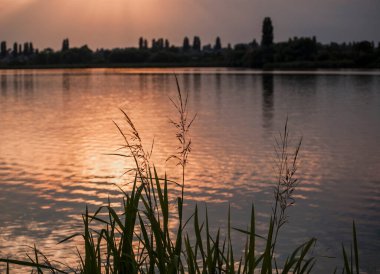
(0, 77, 361, 273)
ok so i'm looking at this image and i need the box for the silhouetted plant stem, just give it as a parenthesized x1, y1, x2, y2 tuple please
(271, 118, 302, 260)
(168, 74, 197, 202)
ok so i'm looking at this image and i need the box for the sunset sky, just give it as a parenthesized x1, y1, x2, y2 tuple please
(0, 0, 379, 50)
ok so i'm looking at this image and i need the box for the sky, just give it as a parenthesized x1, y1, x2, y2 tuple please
(0, 0, 379, 50)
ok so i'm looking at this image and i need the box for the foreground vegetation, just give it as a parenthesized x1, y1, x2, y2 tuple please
(0, 77, 362, 273)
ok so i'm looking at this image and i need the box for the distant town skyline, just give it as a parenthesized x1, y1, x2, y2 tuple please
(1, 0, 379, 50)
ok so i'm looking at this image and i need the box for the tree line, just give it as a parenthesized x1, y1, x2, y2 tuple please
(1, 17, 380, 68)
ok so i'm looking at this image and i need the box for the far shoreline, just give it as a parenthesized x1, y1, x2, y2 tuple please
(1, 62, 380, 71)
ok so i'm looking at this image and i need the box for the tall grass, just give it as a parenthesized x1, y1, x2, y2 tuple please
(1, 77, 361, 273)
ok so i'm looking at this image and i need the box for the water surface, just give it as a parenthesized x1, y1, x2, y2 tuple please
(0, 68, 379, 272)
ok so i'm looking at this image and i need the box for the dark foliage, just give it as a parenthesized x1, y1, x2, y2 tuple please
(1, 17, 380, 68)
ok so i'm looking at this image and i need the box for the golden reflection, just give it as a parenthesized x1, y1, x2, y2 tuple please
(0, 69, 327, 208)
(2, 69, 379, 270)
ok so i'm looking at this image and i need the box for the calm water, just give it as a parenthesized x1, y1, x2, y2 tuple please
(0, 68, 379, 272)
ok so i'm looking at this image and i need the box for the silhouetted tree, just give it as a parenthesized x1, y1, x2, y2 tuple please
(203, 44, 212, 51)
(143, 39, 148, 49)
(157, 38, 164, 49)
(13, 42, 18, 57)
(261, 17, 273, 47)
(165, 39, 170, 49)
(193, 36, 201, 51)
(108, 48, 149, 63)
(18, 44, 22, 54)
(23, 42, 29, 55)
(183, 37, 190, 51)
(274, 37, 318, 63)
(29, 42, 34, 54)
(1, 41, 7, 57)
(152, 39, 157, 50)
(261, 17, 274, 64)
(61, 45, 93, 64)
(149, 51, 182, 63)
(251, 39, 259, 49)
(214, 36, 222, 51)
(352, 40, 375, 66)
(62, 38, 69, 51)
(139, 37, 144, 49)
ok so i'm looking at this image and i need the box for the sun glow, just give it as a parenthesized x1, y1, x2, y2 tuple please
(0, 0, 213, 49)
(0, 0, 161, 48)
(1, 0, 35, 18)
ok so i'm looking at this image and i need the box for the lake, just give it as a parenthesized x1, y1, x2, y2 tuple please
(0, 68, 379, 272)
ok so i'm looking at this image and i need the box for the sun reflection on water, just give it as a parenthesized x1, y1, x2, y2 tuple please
(0, 68, 379, 271)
